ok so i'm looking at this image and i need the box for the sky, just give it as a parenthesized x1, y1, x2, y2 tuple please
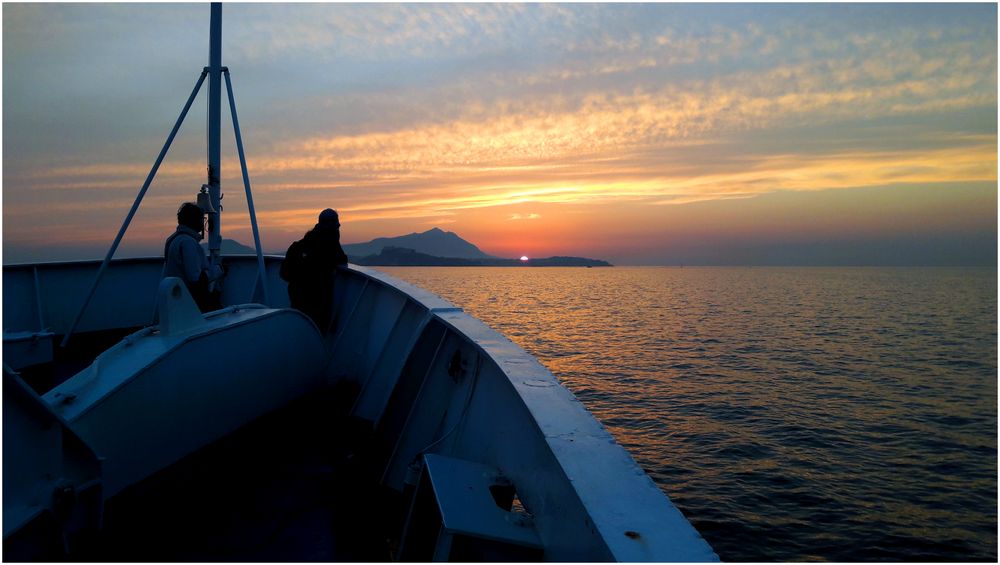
(3, 3, 997, 265)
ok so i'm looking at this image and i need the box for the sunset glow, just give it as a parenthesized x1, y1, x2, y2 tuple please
(3, 4, 996, 265)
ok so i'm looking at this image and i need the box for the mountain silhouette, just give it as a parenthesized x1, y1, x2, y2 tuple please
(343, 228, 497, 260)
(354, 247, 612, 267)
(219, 230, 610, 266)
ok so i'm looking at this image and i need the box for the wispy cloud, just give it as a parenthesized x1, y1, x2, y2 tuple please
(3, 3, 996, 262)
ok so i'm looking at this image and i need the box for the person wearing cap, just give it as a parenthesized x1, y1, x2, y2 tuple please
(163, 202, 224, 312)
(280, 208, 349, 333)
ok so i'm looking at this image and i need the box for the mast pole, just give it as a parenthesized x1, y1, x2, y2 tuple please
(207, 2, 223, 265)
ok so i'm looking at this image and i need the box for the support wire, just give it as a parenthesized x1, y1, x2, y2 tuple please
(60, 70, 209, 348)
(223, 68, 270, 305)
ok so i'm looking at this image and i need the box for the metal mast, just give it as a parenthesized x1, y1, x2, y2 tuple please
(207, 2, 223, 265)
(62, 1, 273, 347)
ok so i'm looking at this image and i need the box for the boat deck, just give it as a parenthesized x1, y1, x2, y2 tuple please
(69, 385, 399, 562)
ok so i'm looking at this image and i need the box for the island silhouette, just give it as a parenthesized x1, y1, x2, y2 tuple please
(210, 228, 611, 266)
(344, 228, 611, 266)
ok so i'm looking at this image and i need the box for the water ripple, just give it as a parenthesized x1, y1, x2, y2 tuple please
(382, 266, 997, 561)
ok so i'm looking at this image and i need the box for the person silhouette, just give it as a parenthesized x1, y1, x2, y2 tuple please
(280, 208, 349, 333)
(163, 202, 223, 312)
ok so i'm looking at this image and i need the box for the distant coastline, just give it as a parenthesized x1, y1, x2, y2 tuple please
(339, 227, 612, 266)
(211, 229, 613, 266)
(352, 246, 612, 267)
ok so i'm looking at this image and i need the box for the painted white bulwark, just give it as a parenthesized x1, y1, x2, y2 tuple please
(339, 264, 718, 562)
(4, 257, 717, 561)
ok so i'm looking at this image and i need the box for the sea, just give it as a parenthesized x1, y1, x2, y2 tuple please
(379, 266, 998, 562)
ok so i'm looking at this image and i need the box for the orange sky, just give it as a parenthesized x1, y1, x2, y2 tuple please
(3, 4, 997, 265)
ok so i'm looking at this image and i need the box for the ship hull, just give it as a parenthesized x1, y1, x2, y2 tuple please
(2, 257, 716, 561)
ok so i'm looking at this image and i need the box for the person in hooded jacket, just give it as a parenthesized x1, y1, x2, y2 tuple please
(163, 202, 224, 312)
(280, 208, 349, 333)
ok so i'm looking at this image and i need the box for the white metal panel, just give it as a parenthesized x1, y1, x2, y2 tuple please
(3, 256, 290, 338)
(351, 303, 431, 424)
(43, 306, 326, 497)
(329, 282, 408, 386)
(3, 331, 55, 370)
(2, 268, 40, 332)
(3, 369, 102, 542)
(382, 335, 479, 490)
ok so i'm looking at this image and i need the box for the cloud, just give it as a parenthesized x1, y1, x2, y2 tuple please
(226, 4, 555, 63)
(3, 3, 996, 261)
(237, 45, 995, 220)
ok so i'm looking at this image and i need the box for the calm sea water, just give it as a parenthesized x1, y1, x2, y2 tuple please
(379, 266, 997, 562)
